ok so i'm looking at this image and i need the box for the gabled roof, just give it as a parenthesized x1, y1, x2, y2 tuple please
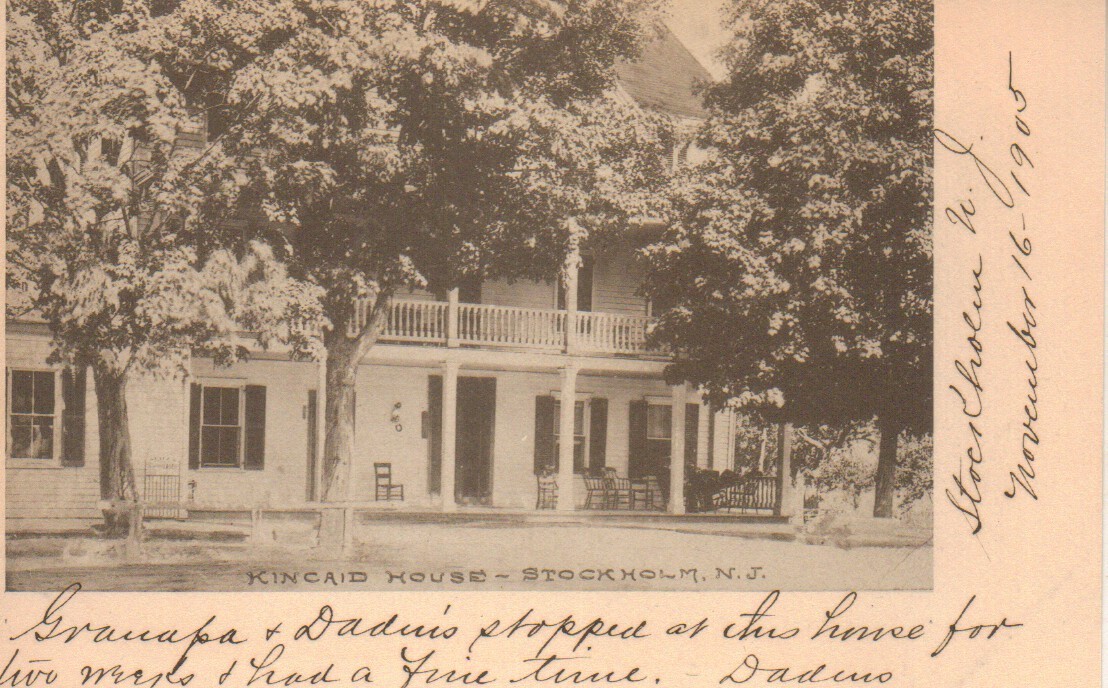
(615, 25, 713, 119)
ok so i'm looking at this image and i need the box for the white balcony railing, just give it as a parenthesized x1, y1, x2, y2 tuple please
(575, 311, 656, 354)
(350, 297, 664, 356)
(457, 303, 566, 349)
(385, 299, 448, 343)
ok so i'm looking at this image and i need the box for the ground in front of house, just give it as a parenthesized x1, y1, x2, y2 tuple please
(7, 515, 931, 592)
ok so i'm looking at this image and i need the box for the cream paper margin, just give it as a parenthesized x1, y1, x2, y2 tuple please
(0, 0, 1103, 685)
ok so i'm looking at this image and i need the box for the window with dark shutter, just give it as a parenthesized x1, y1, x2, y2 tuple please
(552, 399, 587, 473)
(243, 385, 266, 470)
(200, 386, 241, 467)
(534, 395, 555, 474)
(61, 367, 86, 467)
(7, 369, 58, 461)
(589, 398, 608, 472)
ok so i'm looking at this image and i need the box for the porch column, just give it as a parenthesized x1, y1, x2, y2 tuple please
(697, 397, 711, 469)
(441, 360, 459, 512)
(557, 363, 578, 511)
(727, 411, 738, 471)
(563, 245, 580, 354)
(446, 287, 460, 348)
(774, 422, 796, 519)
(711, 409, 731, 472)
(669, 382, 687, 514)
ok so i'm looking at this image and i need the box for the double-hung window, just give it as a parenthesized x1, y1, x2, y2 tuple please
(646, 403, 672, 461)
(552, 399, 588, 474)
(7, 370, 58, 461)
(200, 386, 242, 467)
(189, 381, 266, 471)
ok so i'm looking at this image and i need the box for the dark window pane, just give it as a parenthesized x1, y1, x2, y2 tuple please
(11, 371, 33, 414)
(10, 417, 32, 457)
(203, 388, 222, 425)
(33, 372, 55, 414)
(201, 426, 219, 464)
(32, 417, 54, 459)
(647, 405, 671, 439)
(219, 427, 240, 465)
(221, 388, 239, 426)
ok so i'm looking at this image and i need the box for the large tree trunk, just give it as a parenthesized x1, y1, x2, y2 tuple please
(320, 331, 358, 501)
(93, 364, 140, 542)
(873, 415, 902, 518)
(319, 300, 388, 502)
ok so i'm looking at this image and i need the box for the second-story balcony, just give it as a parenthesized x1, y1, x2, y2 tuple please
(350, 298, 666, 357)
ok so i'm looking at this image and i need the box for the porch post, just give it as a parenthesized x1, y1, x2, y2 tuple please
(446, 287, 460, 348)
(711, 409, 731, 472)
(669, 382, 687, 514)
(563, 245, 580, 354)
(557, 363, 578, 511)
(441, 360, 459, 512)
(727, 410, 738, 471)
(697, 397, 711, 469)
(774, 422, 795, 518)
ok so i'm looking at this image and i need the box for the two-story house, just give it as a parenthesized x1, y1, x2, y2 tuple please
(6, 28, 787, 533)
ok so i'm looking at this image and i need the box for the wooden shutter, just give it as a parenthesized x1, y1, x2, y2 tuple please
(306, 390, 318, 501)
(628, 400, 648, 479)
(685, 403, 699, 467)
(61, 367, 86, 467)
(244, 385, 266, 470)
(589, 398, 608, 471)
(534, 395, 555, 474)
(188, 383, 202, 470)
(428, 376, 443, 495)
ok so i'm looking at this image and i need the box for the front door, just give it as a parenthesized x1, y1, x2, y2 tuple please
(427, 375, 496, 505)
(456, 377, 496, 504)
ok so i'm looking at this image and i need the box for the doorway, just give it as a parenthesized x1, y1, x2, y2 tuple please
(427, 375, 497, 505)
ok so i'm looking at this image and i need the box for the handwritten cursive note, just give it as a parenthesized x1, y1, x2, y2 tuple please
(935, 51, 1038, 536)
(0, 585, 1026, 687)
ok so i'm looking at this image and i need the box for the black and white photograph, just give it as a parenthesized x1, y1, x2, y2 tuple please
(6, 0, 933, 592)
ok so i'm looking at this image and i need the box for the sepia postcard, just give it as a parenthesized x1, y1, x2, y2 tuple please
(1, 0, 1103, 685)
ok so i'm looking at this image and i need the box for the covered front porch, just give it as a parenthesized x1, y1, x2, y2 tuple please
(339, 344, 801, 520)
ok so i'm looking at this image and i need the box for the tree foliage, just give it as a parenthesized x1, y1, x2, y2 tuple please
(642, 0, 932, 516)
(163, 0, 672, 498)
(6, 0, 321, 528)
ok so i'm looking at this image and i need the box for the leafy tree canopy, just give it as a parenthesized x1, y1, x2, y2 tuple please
(644, 0, 932, 434)
(156, 0, 673, 327)
(7, 0, 322, 376)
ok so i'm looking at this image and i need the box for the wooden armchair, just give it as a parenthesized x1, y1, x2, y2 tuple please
(583, 475, 608, 509)
(536, 472, 558, 510)
(603, 468, 634, 510)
